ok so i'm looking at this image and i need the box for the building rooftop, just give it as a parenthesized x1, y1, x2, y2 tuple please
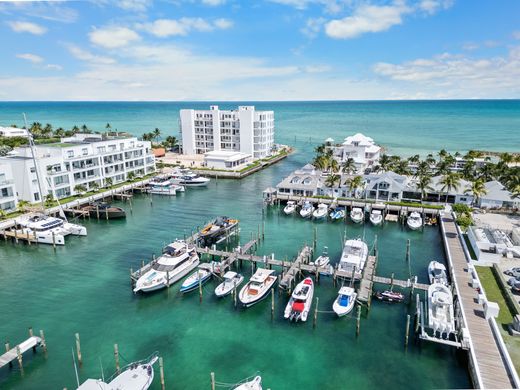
(482, 180, 516, 202)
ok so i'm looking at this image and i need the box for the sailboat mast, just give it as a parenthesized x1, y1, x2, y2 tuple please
(23, 113, 46, 211)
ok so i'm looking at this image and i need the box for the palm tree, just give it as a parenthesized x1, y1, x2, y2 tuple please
(438, 149, 449, 161)
(342, 158, 356, 175)
(81, 124, 89, 133)
(408, 154, 420, 166)
(440, 172, 461, 203)
(347, 176, 364, 198)
(461, 159, 476, 181)
(42, 123, 53, 138)
(417, 174, 433, 203)
(425, 153, 436, 166)
(500, 152, 514, 165)
(511, 184, 520, 199)
(415, 160, 430, 178)
(314, 144, 326, 156)
(55, 127, 65, 137)
(127, 172, 136, 181)
(153, 128, 161, 142)
(313, 156, 328, 171)
(478, 163, 495, 182)
(394, 160, 410, 176)
(379, 154, 392, 172)
(329, 159, 340, 173)
(44, 194, 54, 207)
(90, 182, 100, 192)
(17, 200, 30, 213)
(141, 133, 152, 141)
(465, 178, 487, 206)
(74, 184, 87, 195)
(164, 136, 178, 150)
(104, 177, 113, 188)
(325, 173, 340, 189)
(71, 125, 80, 134)
(106, 123, 112, 131)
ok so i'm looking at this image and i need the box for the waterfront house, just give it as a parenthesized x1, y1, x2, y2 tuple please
(402, 175, 474, 205)
(0, 163, 17, 212)
(276, 164, 323, 197)
(364, 171, 407, 202)
(0, 126, 29, 138)
(329, 133, 381, 173)
(478, 181, 520, 209)
(180, 105, 275, 159)
(203, 150, 252, 170)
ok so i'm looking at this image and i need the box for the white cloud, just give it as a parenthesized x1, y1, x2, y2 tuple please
(202, 0, 226, 5)
(325, 2, 411, 39)
(139, 18, 233, 37)
(269, 0, 342, 13)
(418, 0, 453, 15)
(46, 64, 63, 71)
(7, 20, 47, 35)
(303, 65, 331, 73)
(0, 1, 78, 23)
(66, 45, 116, 65)
(16, 53, 44, 63)
(301, 17, 325, 38)
(514, 31, 520, 40)
(89, 26, 140, 49)
(117, 0, 151, 12)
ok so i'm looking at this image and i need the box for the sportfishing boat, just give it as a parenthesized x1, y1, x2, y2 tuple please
(199, 216, 239, 246)
(283, 201, 297, 215)
(239, 268, 277, 307)
(180, 268, 213, 293)
(17, 213, 87, 246)
(284, 277, 314, 322)
(310, 246, 330, 268)
(338, 239, 368, 280)
(148, 177, 184, 195)
(171, 170, 210, 187)
(81, 202, 126, 219)
(215, 271, 244, 297)
(233, 375, 262, 390)
(369, 209, 383, 226)
(374, 290, 405, 303)
(133, 241, 199, 293)
(350, 207, 364, 223)
(428, 283, 455, 338)
(299, 201, 314, 218)
(329, 208, 345, 220)
(312, 203, 328, 219)
(332, 286, 357, 317)
(77, 352, 158, 390)
(407, 211, 423, 230)
(428, 261, 448, 285)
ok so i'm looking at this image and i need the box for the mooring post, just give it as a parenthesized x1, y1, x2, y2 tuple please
(159, 357, 165, 390)
(233, 281, 237, 309)
(114, 344, 120, 374)
(199, 271, 203, 303)
(406, 239, 410, 262)
(16, 345, 23, 369)
(271, 288, 275, 321)
(39, 330, 47, 354)
(75, 333, 82, 366)
(313, 226, 317, 250)
(166, 271, 170, 288)
(211, 372, 216, 390)
(52, 231, 56, 248)
(405, 314, 411, 348)
(313, 297, 319, 329)
(96, 204, 100, 220)
(390, 272, 395, 290)
(356, 305, 361, 337)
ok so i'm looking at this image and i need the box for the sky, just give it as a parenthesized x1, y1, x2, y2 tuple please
(0, 0, 519, 101)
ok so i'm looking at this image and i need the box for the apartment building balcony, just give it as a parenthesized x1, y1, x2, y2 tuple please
(0, 179, 15, 187)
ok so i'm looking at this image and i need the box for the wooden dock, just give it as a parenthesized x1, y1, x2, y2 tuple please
(278, 246, 313, 290)
(0, 335, 43, 369)
(441, 213, 516, 389)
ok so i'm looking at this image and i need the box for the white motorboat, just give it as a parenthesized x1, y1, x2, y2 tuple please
(333, 286, 357, 317)
(171, 170, 210, 187)
(338, 239, 368, 280)
(428, 260, 448, 285)
(312, 203, 328, 219)
(215, 271, 244, 297)
(233, 375, 262, 390)
(284, 277, 314, 322)
(369, 209, 383, 226)
(310, 247, 330, 268)
(350, 207, 364, 224)
(299, 201, 314, 218)
(180, 268, 213, 293)
(239, 268, 277, 307)
(407, 211, 423, 230)
(17, 213, 87, 246)
(148, 178, 184, 195)
(77, 352, 158, 390)
(283, 201, 297, 215)
(428, 283, 455, 338)
(329, 208, 345, 220)
(133, 241, 199, 293)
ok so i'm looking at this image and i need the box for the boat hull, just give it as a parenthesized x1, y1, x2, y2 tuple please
(215, 275, 244, 297)
(134, 258, 200, 293)
(86, 209, 126, 219)
(180, 271, 212, 293)
(239, 279, 277, 307)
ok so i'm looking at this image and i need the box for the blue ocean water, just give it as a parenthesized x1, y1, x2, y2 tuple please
(1, 100, 519, 157)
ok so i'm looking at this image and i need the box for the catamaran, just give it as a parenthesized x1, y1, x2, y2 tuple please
(133, 241, 199, 293)
(215, 271, 244, 297)
(407, 211, 423, 230)
(337, 239, 368, 280)
(283, 201, 297, 215)
(16, 213, 87, 245)
(332, 286, 357, 317)
(239, 268, 277, 307)
(283, 277, 314, 322)
(350, 207, 364, 223)
(428, 283, 455, 338)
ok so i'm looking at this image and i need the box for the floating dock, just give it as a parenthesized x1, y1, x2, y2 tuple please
(0, 330, 46, 370)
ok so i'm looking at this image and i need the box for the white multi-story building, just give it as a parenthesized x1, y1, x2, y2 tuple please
(0, 134, 155, 202)
(179, 105, 275, 159)
(0, 126, 29, 138)
(330, 133, 381, 173)
(0, 163, 18, 212)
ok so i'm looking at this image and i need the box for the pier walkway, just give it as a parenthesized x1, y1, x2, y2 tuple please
(0, 336, 42, 369)
(441, 214, 516, 389)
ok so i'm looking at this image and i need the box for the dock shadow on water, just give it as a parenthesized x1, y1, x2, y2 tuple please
(0, 158, 471, 389)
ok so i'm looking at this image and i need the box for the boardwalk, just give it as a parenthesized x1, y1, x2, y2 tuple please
(441, 214, 516, 389)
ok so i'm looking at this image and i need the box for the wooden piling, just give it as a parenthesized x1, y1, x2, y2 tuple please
(39, 330, 47, 354)
(159, 357, 165, 390)
(75, 333, 82, 366)
(16, 345, 23, 369)
(271, 288, 275, 321)
(52, 231, 56, 248)
(233, 281, 237, 309)
(406, 239, 410, 262)
(211, 372, 216, 390)
(313, 297, 319, 329)
(356, 305, 361, 337)
(405, 314, 411, 348)
(96, 204, 100, 220)
(390, 273, 395, 290)
(198, 271, 203, 303)
(114, 344, 120, 374)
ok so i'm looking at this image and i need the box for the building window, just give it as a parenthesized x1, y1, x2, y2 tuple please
(34, 192, 40, 201)
(82, 148, 88, 155)
(97, 146, 106, 153)
(67, 150, 74, 158)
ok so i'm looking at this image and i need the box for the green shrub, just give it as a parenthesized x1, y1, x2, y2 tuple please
(456, 215, 473, 230)
(453, 203, 472, 215)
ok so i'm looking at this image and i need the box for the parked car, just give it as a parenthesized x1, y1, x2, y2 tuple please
(508, 277, 520, 292)
(504, 268, 520, 277)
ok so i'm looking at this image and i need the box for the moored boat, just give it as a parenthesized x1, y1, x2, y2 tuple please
(329, 208, 345, 220)
(299, 201, 314, 218)
(369, 209, 383, 226)
(428, 283, 455, 338)
(171, 170, 210, 187)
(374, 290, 405, 303)
(283, 201, 297, 215)
(338, 239, 368, 280)
(428, 260, 448, 285)
(239, 268, 277, 307)
(284, 277, 314, 322)
(82, 202, 126, 219)
(350, 207, 364, 223)
(310, 246, 330, 268)
(215, 271, 244, 297)
(332, 286, 357, 317)
(312, 203, 328, 219)
(148, 177, 184, 195)
(180, 268, 213, 293)
(199, 216, 239, 246)
(233, 375, 262, 390)
(407, 211, 423, 230)
(17, 213, 87, 246)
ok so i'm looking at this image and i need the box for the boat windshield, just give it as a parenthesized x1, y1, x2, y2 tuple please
(152, 256, 189, 272)
(433, 268, 444, 275)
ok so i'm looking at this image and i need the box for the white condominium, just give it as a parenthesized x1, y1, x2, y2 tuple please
(180, 105, 275, 159)
(0, 163, 17, 212)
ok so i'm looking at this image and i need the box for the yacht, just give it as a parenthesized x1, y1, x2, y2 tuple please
(239, 268, 277, 307)
(369, 209, 383, 226)
(374, 290, 405, 303)
(338, 239, 368, 280)
(333, 286, 357, 317)
(299, 201, 314, 219)
(180, 268, 212, 293)
(283, 201, 297, 215)
(350, 207, 364, 224)
(284, 277, 314, 322)
(312, 203, 328, 219)
(77, 352, 158, 390)
(428, 261, 448, 285)
(407, 211, 422, 230)
(215, 271, 244, 297)
(428, 283, 455, 338)
(310, 247, 330, 268)
(199, 216, 239, 246)
(171, 170, 210, 187)
(329, 208, 345, 220)
(17, 213, 87, 246)
(148, 177, 184, 195)
(133, 241, 199, 293)
(233, 376, 262, 390)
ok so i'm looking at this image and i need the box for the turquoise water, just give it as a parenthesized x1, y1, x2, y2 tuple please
(1, 100, 519, 156)
(0, 154, 471, 389)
